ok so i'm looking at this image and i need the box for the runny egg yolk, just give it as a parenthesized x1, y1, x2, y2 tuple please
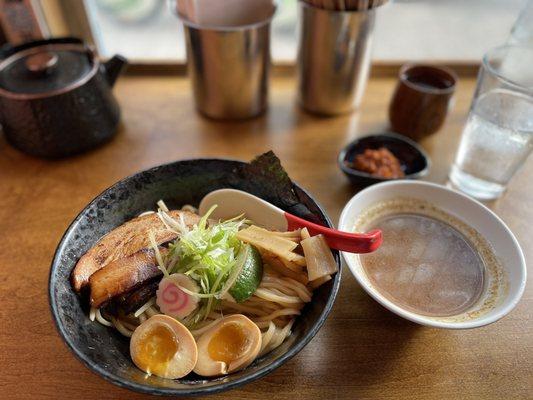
(207, 323, 249, 365)
(136, 325, 178, 375)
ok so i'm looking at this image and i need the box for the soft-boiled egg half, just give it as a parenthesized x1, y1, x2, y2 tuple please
(194, 314, 262, 376)
(130, 315, 197, 379)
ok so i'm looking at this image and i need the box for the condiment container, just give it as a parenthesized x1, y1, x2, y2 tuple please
(297, 1, 376, 115)
(0, 37, 127, 158)
(174, 0, 275, 120)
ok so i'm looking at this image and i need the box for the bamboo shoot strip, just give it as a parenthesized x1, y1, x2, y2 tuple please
(301, 234, 338, 281)
(237, 225, 297, 253)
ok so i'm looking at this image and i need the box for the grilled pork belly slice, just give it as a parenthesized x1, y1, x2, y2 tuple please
(71, 210, 200, 292)
(89, 247, 167, 308)
(107, 279, 160, 315)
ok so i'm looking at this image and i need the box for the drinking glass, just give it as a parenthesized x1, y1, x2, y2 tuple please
(449, 45, 533, 200)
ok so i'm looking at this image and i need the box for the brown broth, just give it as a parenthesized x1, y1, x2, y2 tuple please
(360, 213, 485, 317)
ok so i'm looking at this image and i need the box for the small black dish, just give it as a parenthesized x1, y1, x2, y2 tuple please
(49, 158, 341, 397)
(338, 132, 430, 188)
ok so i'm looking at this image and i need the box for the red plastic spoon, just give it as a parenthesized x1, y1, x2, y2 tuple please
(198, 189, 382, 253)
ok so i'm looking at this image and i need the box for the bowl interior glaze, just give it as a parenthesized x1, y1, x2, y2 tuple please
(49, 159, 341, 396)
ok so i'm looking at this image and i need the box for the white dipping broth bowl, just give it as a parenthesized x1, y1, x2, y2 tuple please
(339, 180, 526, 329)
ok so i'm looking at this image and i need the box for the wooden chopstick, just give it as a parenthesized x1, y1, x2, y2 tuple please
(303, 0, 387, 11)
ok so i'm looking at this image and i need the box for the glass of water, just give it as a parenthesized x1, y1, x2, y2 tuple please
(450, 45, 533, 200)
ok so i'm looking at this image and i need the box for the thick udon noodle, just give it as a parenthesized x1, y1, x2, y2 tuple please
(90, 205, 313, 357)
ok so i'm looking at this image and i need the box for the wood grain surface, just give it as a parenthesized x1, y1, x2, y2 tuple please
(0, 75, 531, 400)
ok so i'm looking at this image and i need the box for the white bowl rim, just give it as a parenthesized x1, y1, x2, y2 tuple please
(339, 180, 527, 329)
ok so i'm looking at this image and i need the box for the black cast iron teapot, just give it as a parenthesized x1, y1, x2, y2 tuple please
(0, 37, 127, 158)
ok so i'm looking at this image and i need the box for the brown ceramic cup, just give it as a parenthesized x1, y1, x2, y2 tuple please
(389, 64, 457, 141)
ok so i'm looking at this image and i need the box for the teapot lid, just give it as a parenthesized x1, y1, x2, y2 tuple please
(0, 38, 96, 99)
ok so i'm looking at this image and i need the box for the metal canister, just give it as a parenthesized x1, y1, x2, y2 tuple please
(297, 2, 376, 115)
(181, 8, 275, 120)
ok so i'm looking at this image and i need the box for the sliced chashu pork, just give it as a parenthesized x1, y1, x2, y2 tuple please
(71, 210, 200, 292)
(107, 279, 160, 315)
(89, 247, 166, 308)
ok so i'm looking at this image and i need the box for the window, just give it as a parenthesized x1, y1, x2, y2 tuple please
(83, 0, 299, 62)
(72, 0, 528, 63)
(374, 0, 527, 62)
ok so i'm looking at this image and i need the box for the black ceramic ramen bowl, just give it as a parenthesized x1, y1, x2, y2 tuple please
(338, 132, 430, 188)
(49, 158, 341, 396)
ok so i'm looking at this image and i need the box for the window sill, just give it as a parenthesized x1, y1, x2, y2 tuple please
(123, 61, 480, 78)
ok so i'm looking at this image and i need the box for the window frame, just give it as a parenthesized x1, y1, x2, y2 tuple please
(40, 0, 481, 77)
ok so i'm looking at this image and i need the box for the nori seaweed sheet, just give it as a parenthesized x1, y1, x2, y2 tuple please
(233, 151, 321, 224)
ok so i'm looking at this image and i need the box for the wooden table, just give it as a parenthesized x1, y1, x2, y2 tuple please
(1, 74, 531, 400)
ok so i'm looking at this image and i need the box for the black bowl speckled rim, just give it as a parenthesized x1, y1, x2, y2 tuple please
(48, 158, 342, 397)
(338, 132, 431, 180)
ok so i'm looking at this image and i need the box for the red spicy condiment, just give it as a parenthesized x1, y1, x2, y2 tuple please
(350, 147, 405, 179)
